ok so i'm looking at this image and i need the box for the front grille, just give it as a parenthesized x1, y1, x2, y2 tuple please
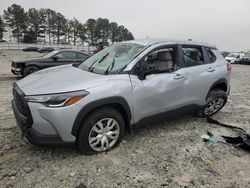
(13, 86, 29, 117)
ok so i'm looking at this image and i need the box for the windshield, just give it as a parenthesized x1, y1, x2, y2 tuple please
(227, 53, 238, 58)
(78, 43, 145, 74)
(42, 50, 58, 58)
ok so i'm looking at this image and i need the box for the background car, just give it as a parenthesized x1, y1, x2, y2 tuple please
(225, 52, 244, 63)
(11, 50, 90, 76)
(38, 47, 55, 53)
(235, 53, 250, 65)
(23, 47, 39, 52)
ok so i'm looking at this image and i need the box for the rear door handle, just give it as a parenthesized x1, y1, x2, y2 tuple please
(174, 74, 184, 79)
(207, 67, 215, 72)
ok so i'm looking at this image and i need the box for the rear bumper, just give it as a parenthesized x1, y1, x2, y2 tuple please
(12, 99, 66, 145)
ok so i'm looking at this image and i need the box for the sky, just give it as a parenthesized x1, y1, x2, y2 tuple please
(1, 0, 250, 51)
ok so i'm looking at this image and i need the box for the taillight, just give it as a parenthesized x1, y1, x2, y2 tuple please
(227, 63, 232, 71)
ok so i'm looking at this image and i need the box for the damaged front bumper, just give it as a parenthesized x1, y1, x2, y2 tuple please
(11, 66, 22, 75)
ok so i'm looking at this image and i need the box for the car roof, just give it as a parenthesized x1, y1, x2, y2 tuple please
(56, 49, 90, 55)
(123, 38, 217, 49)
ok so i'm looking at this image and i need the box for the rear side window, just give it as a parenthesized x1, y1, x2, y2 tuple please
(182, 47, 204, 67)
(77, 53, 88, 59)
(206, 48, 217, 63)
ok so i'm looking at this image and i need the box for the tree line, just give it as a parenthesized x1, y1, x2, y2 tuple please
(0, 4, 134, 46)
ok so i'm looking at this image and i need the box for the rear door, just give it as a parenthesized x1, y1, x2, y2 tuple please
(177, 45, 219, 106)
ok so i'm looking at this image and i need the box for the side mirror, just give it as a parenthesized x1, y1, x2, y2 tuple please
(53, 56, 59, 61)
(236, 55, 240, 58)
(137, 63, 159, 80)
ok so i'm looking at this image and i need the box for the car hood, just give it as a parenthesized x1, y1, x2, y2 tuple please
(13, 57, 44, 63)
(16, 65, 110, 95)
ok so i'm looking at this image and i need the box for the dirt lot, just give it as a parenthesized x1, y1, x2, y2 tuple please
(0, 50, 250, 188)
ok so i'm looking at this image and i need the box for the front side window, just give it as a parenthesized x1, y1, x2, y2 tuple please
(183, 47, 204, 67)
(142, 47, 176, 73)
(42, 50, 59, 58)
(78, 43, 145, 75)
(56, 52, 76, 59)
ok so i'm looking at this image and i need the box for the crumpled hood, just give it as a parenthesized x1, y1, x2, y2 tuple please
(16, 65, 110, 95)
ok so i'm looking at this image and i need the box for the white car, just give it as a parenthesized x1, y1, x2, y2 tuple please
(225, 52, 244, 63)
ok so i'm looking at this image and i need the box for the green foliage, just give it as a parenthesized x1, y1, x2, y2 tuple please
(3, 4, 27, 42)
(84, 18, 134, 47)
(69, 18, 83, 45)
(26, 8, 44, 43)
(51, 12, 66, 44)
(23, 29, 36, 43)
(0, 15, 6, 40)
(2, 4, 135, 45)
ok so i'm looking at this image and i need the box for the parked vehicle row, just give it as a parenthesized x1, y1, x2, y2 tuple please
(11, 50, 90, 77)
(225, 52, 245, 63)
(225, 52, 250, 65)
(23, 47, 56, 53)
(11, 39, 231, 154)
(235, 53, 250, 65)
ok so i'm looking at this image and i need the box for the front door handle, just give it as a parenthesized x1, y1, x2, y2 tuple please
(207, 67, 215, 72)
(174, 74, 184, 79)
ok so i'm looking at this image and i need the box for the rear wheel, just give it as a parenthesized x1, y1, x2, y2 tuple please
(23, 65, 40, 77)
(77, 107, 125, 155)
(197, 89, 227, 117)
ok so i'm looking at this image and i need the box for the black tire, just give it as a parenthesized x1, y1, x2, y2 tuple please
(77, 107, 125, 155)
(197, 89, 227, 117)
(23, 65, 40, 77)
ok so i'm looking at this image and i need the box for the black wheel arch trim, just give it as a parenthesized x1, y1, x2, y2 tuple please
(71, 96, 132, 137)
(207, 78, 228, 97)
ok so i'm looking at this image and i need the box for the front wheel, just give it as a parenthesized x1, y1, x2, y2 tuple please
(197, 89, 227, 117)
(23, 65, 40, 77)
(77, 107, 125, 155)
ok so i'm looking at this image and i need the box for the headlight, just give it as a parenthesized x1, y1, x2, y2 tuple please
(25, 90, 89, 107)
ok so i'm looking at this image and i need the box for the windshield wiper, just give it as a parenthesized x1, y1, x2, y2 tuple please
(105, 58, 115, 75)
(88, 53, 109, 72)
(88, 59, 98, 71)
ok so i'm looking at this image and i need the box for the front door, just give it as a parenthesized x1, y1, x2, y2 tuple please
(130, 45, 186, 123)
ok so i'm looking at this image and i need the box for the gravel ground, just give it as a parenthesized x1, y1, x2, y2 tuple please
(0, 50, 250, 188)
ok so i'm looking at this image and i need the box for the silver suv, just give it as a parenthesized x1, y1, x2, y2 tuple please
(12, 39, 231, 154)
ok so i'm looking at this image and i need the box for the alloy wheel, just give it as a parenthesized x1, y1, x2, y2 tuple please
(204, 98, 225, 116)
(88, 118, 120, 152)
